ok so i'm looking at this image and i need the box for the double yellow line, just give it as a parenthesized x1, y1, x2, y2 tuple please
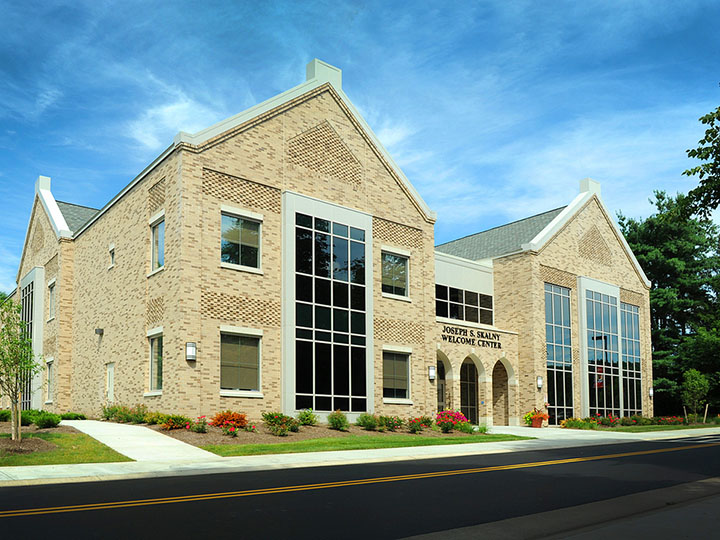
(2, 442, 718, 519)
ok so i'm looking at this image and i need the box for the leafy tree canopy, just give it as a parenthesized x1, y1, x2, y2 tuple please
(683, 105, 720, 218)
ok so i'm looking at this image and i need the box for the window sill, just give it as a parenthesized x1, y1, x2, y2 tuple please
(382, 292, 411, 303)
(108, 264, 115, 271)
(44, 400, 53, 405)
(144, 391, 162, 397)
(147, 266, 165, 278)
(220, 390, 264, 399)
(220, 262, 263, 275)
(47, 317, 55, 323)
(383, 398, 413, 405)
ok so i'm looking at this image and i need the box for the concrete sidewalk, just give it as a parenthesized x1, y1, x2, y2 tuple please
(1, 423, 718, 487)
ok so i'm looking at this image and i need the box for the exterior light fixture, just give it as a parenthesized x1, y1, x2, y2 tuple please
(428, 365, 436, 381)
(536, 376, 543, 390)
(186, 342, 197, 362)
(95, 328, 104, 336)
(649, 387, 654, 398)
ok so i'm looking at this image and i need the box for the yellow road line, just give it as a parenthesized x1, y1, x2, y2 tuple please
(1, 441, 718, 519)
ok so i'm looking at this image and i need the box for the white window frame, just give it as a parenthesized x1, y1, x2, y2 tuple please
(148, 210, 165, 277)
(381, 245, 411, 302)
(220, 205, 264, 275)
(47, 278, 56, 322)
(45, 357, 54, 404)
(382, 344, 413, 405)
(145, 326, 163, 396)
(219, 325, 264, 398)
(108, 243, 115, 270)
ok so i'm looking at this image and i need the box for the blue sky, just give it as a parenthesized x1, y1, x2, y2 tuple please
(1, 1, 719, 293)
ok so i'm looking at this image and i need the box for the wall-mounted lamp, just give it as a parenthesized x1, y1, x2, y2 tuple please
(186, 342, 197, 362)
(95, 328, 104, 336)
(428, 365, 436, 381)
(536, 376, 543, 390)
(649, 387, 654, 398)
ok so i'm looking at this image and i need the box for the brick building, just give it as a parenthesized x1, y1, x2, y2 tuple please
(7, 59, 652, 425)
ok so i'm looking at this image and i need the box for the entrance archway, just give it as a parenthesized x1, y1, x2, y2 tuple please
(460, 358, 478, 424)
(436, 358, 446, 412)
(492, 361, 509, 426)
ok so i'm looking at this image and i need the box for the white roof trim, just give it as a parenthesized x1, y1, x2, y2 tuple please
(434, 250, 493, 270)
(35, 176, 72, 238)
(520, 189, 650, 288)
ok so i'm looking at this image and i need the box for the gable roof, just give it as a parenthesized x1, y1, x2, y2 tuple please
(436, 207, 566, 260)
(56, 201, 99, 233)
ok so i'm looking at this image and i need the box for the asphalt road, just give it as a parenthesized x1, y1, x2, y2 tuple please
(1, 436, 719, 539)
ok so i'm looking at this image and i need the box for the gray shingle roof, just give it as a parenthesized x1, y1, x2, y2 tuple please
(436, 207, 566, 261)
(56, 201, 99, 233)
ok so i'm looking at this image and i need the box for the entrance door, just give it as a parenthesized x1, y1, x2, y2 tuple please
(436, 360, 446, 412)
(460, 359, 478, 424)
(492, 362, 509, 425)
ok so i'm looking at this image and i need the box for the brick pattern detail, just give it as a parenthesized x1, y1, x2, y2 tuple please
(539, 265, 576, 290)
(148, 179, 166, 215)
(374, 317, 424, 344)
(202, 169, 280, 213)
(578, 225, 612, 266)
(201, 288, 281, 327)
(287, 121, 362, 187)
(31, 222, 46, 252)
(373, 217, 423, 249)
(620, 288, 644, 307)
(146, 297, 164, 327)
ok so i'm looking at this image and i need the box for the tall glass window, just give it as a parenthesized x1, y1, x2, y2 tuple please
(586, 290, 620, 417)
(150, 335, 163, 391)
(621, 303, 642, 416)
(295, 213, 367, 412)
(436, 284, 493, 325)
(545, 283, 573, 424)
(152, 220, 165, 269)
(20, 282, 33, 410)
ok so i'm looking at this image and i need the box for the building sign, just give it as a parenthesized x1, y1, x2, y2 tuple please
(440, 325, 502, 349)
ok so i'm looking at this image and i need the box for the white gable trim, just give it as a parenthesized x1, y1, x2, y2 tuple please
(521, 189, 650, 288)
(35, 176, 72, 239)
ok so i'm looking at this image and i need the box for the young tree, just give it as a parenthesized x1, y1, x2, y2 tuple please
(681, 369, 710, 418)
(683, 105, 720, 218)
(0, 299, 40, 441)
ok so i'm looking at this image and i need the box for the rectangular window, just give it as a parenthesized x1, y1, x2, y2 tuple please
(221, 213, 260, 269)
(435, 284, 493, 325)
(151, 220, 165, 269)
(545, 283, 573, 425)
(109, 248, 115, 267)
(586, 290, 620, 418)
(220, 334, 260, 391)
(381, 252, 408, 297)
(150, 335, 163, 391)
(621, 302, 641, 416)
(48, 281, 56, 320)
(383, 352, 409, 399)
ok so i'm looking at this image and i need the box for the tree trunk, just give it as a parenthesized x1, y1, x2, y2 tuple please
(11, 399, 21, 441)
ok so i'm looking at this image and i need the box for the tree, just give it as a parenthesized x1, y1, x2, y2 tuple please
(683, 105, 720, 218)
(681, 369, 710, 418)
(618, 191, 720, 414)
(0, 299, 41, 441)
(0, 291, 8, 303)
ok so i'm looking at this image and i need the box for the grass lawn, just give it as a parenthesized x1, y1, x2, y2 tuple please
(0, 433, 132, 466)
(202, 433, 531, 457)
(600, 424, 720, 433)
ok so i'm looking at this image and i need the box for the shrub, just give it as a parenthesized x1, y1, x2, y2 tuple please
(418, 415, 434, 428)
(561, 417, 597, 430)
(596, 414, 619, 427)
(655, 416, 686, 425)
(102, 404, 120, 420)
(35, 412, 62, 429)
(110, 405, 133, 423)
(378, 415, 403, 432)
(221, 422, 239, 437)
(211, 410, 249, 429)
(297, 408, 319, 426)
(436, 410, 468, 433)
(714, 414, 720, 425)
(407, 417, 425, 434)
(631, 415, 653, 426)
(21, 409, 41, 426)
(620, 416, 636, 426)
(475, 424, 488, 434)
(456, 421, 475, 434)
(126, 404, 148, 424)
(0, 409, 11, 422)
(262, 412, 299, 436)
(327, 410, 349, 431)
(162, 414, 192, 430)
(187, 416, 208, 433)
(144, 411, 169, 425)
(244, 424, 257, 432)
(60, 412, 86, 420)
(356, 413, 378, 431)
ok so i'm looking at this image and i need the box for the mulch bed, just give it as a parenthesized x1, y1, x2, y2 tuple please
(0, 422, 79, 455)
(149, 422, 477, 447)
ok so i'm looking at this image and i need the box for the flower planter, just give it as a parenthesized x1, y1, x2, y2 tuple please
(531, 417, 544, 428)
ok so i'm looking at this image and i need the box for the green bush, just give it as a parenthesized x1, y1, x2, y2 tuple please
(161, 415, 192, 430)
(189, 416, 208, 433)
(211, 410, 249, 428)
(714, 414, 720, 425)
(21, 409, 42, 426)
(630, 415, 653, 426)
(143, 411, 169, 425)
(378, 415, 403, 432)
(561, 417, 597, 430)
(456, 421, 475, 434)
(297, 408, 319, 426)
(102, 404, 120, 420)
(418, 415, 434, 427)
(356, 413, 378, 431)
(35, 412, 62, 428)
(0, 409, 11, 422)
(60, 412, 87, 420)
(262, 412, 299, 436)
(475, 424, 488, 434)
(327, 410, 349, 431)
(110, 405, 133, 422)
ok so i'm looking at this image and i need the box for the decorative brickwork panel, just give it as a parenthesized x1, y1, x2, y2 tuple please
(374, 317, 424, 344)
(202, 169, 281, 213)
(287, 120, 362, 187)
(146, 297, 164, 327)
(540, 265, 576, 290)
(620, 288, 644, 307)
(373, 217, 423, 250)
(31, 222, 46, 253)
(45, 254, 58, 278)
(201, 288, 281, 327)
(148, 179, 166, 215)
(578, 225, 612, 266)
